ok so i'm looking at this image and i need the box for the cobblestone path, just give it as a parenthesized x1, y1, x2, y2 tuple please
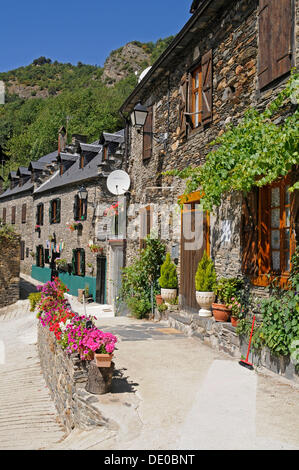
(0, 301, 65, 450)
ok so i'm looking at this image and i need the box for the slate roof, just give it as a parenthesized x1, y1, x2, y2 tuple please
(0, 179, 34, 200)
(16, 167, 31, 177)
(34, 150, 103, 195)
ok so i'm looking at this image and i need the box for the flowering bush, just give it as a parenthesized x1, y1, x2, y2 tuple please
(36, 278, 117, 360)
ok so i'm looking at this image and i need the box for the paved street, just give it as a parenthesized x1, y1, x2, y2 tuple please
(0, 281, 299, 450)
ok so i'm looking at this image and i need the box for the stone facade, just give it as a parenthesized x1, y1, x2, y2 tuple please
(0, 232, 20, 308)
(122, 0, 298, 309)
(37, 323, 114, 433)
(0, 192, 34, 275)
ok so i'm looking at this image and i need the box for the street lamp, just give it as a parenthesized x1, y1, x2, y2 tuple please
(78, 186, 88, 200)
(130, 102, 148, 128)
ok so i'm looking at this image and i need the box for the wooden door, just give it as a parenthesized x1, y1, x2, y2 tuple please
(180, 201, 209, 312)
(96, 256, 106, 304)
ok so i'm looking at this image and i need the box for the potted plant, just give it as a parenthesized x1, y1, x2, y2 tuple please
(87, 262, 94, 276)
(230, 298, 245, 327)
(158, 253, 178, 303)
(54, 258, 68, 272)
(212, 277, 244, 322)
(195, 251, 217, 317)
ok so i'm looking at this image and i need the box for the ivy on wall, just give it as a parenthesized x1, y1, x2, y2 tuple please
(169, 73, 299, 211)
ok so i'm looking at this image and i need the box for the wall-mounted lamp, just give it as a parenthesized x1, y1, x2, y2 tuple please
(130, 102, 148, 128)
(78, 186, 88, 200)
(131, 102, 168, 145)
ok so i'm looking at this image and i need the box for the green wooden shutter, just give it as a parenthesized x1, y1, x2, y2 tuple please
(49, 201, 53, 224)
(83, 196, 88, 221)
(73, 195, 79, 221)
(41, 246, 44, 267)
(40, 203, 44, 226)
(72, 249, 76, 275)
(80, 249, 85, 277)
(36, 206, 39, 225)
(56, 198, 61, 223)
(35, 247, 39, 266)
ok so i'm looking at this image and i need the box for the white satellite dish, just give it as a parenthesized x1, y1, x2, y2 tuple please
(138, 66, 152, 83)
(107, 170, 131, 195)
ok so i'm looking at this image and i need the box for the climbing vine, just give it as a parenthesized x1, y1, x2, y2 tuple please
(169, 73, 299, 211)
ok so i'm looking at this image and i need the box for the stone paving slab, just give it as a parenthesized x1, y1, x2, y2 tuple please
(0, 302, 65, 450)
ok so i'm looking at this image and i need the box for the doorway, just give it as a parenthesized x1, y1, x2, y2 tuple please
(96, 256, 106, 304)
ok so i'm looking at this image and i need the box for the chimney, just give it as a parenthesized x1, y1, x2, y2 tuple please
(58, 126, 67, 156)
(70, 134, 87, 154)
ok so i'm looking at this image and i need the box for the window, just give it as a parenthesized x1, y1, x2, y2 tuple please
(73, 194, 87, 221)
(179, 49, 213, 138)
(258, 0, 293, 89)
(36, 245, 44, 267)
(36, 203, 44, 226)
(143, 106, 153, 160)
(49, 198, 61, 224)
(21, 203, 27, 224)
(72, 248, 85, 276)
(2, 208, 6, 224)
(191, 66, 202, 128)
(139, 205, 152, 250)
(11, 206, 16, 225)
(241, 173, 298, 286)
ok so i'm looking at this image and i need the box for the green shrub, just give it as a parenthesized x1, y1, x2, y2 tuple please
(28, 292, 42, 312)
(213, 277, 244, 304)
(195, 251, 217, 292)
(158, 253, 178, 289)
(119, 235, 165, 319)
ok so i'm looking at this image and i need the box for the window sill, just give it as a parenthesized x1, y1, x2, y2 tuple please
(251, 273, 290, 289)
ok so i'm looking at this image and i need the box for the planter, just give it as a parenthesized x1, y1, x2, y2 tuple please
(156, 294, 163, 306)
(94, 353, 113, 368)
(212, 303, 231, 322)
(161, 288, 177, 303)
(196, 291, 215, 317)
(231, 316, 239, 327)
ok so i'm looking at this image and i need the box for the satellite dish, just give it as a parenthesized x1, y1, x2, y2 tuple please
(107, 170, 130, 195)
(138, 66, 152, 83)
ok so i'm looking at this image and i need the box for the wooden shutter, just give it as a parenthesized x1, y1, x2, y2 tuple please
(21, 203, 26, 224)
(40, 203, 44, 226)
(2, 208, 6, 224)
(201, 49, 213, 125)
(178, 73, 188, 139)
(11, 206, 16, 224)
(73, 195, 79, 221)
(20, 241, 25, 261)
(258, 0, 292, 89)
(72, 249, 76, 275)
(83, 196, 88, 221)
(143, 106, 153, 160)
(56, 198, 61, 223)
(49, 201, 53, 224)
(241, 188, 260, 276)
(273, 0, 292, 81)
(80, 249, 85, 277)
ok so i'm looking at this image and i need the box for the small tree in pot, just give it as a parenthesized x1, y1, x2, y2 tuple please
(212, 277, 244, 322)
(195, 252, 217, 317)
(159, 253, 178, 303)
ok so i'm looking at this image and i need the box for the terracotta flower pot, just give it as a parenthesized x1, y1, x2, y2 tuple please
(156, 294, 163, 306)
(94, 353, 113, 368)
(231, 316, 239, 327)
(212, 303, 231, 322)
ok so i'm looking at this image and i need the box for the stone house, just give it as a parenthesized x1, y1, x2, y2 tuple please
(0, 130, 126, 305)
(120, 0, 299, 313)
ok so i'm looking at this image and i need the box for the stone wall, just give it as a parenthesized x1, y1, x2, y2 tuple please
(166, 310, 299, 382)
(0, 192, 34, 275)
(0, 233, 20, 308)
(125, 0, 298, 298)
(37, 323, 113, 433)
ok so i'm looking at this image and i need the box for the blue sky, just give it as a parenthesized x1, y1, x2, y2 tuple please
(0, 1, 191, 72)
